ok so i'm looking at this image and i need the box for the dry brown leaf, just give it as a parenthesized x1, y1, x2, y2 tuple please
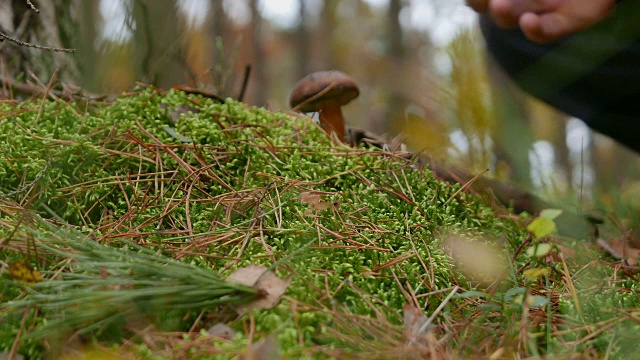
(598, 237, 640, 266)
(227, 264, 290, 314)
(241, 335, 280, 360)
(207, 323, 236, 339)
(403, 304, 432, 341)
(300, 191, 331, 212)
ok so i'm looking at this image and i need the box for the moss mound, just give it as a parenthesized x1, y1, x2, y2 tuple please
(1, 89, 635, 358)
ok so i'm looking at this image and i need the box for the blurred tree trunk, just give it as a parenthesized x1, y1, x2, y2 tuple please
(207, 0, 236, 96)
(132, 0, 184, 87)
(0, 0, 20, 78)
(387, 0, 404, 60)
(384, 0, 408, 134)
(38, 0, 80, 83)
(249, 0, 266, 106)
(75, 0, 100, 91)
(211, 0, 226, 43)
(320, 0, 339, 69)
(295, 0, 311, 80)
(209, 0, 227, 90)
(0, 0, 80, 87)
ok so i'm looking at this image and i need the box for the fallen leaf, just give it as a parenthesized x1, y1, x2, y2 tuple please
(241, 335, 279, 360)
(527, 294, 550, 308)
(8, 260, 43, 285)
(227, 264, 290, 314)
(555, 244, 576, 258)
(163, 126, 193, 143)
(403, 304, 432, 340)
(489, 347, 505, 360)
(207, 323, 236, 339)
(539, 209, 562, 220)
(527, 217, 556, 239)
(598, 237, 640, 266)
(523, 267, 550, 281)
(300, 192, 331, 211)
(525, 243, 553, 258)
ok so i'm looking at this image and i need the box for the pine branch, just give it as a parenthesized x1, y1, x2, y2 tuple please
(2, 212, 261, 339)
(25, 0, 40, 13)
(0, 30, 76, 53)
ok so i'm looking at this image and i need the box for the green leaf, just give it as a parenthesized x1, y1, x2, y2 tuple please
(523, 267, 550, 280)
(539, 209, 562, 220)
(163, 126, 193, 143)
(528, 295, 550, 308)
(527, 217, 556, 238)
(525, 243, 553, 258)
(503, 287, 525, 302)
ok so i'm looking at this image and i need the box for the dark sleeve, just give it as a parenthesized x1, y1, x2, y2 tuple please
(479, 4, 640, 153)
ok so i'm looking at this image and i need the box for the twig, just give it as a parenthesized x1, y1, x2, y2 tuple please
(25, 0, 40, 13)
(0, 74, 107, 100)
(32, 69, 58, 128)
(173, 85, 225, 102)
(0, 159, 52, 200)
(443, 168, 488, 206)
(0, 30, 75, 53)
(237, 64, 251, 102)
(9, 307, 31, 360)
(408, 285, 459, 346)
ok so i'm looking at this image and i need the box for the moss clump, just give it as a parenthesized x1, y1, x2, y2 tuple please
(1, 89, 532, 358)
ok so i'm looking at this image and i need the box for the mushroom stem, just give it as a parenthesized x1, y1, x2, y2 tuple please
(319, 105, 346, 141)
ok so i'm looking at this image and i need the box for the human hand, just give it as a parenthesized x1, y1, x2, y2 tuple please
(518, 0, 616, 43)
(465, 0, 616, 43)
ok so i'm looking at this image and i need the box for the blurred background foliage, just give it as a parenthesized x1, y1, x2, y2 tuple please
(2, 0, 640, 226)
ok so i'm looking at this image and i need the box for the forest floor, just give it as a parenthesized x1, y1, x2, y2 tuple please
(1, 88, 639, 359)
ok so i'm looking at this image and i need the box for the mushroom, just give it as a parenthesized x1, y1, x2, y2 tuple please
(289, 70, 360, 142)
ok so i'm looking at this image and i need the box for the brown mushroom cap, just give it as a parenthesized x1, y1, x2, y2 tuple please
(289, 70, 360, 112)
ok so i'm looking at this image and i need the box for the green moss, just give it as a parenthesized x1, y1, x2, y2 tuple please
(1, 89, 535, 358)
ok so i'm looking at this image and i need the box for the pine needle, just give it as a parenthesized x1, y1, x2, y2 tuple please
(2, 212, 259, 339)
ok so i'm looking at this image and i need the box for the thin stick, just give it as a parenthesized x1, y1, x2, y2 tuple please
(32, 69, 58, 129)
(409, 285, 459, 346)
(443, 169, 488, 206)
(25, 0, 40, 13)
(0, 30, 75, 52)
(0, 159, 52, 200)
(9, 307, 31, 360)
(237, 64, 251, 102)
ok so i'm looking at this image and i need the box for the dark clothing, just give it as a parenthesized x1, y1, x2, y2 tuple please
(480, 1, 640, 152)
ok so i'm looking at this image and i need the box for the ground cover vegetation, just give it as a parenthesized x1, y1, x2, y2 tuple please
(1, 89, 639, 359)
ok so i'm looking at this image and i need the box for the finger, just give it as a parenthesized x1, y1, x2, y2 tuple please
(519, 12, 568, 43)
(489, 0, 519, 28)
(466, 0, 489, 12)
(511, 0, 561, 13)
(519, 1, 615, 44)
(490, 0, 561, 28)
